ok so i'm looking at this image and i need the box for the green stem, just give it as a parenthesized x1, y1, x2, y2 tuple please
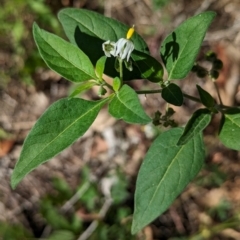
(119, 59, 123, 86)
(182, 93, 202, 103)
(103, 81, 114, 91)
(190, 219, 240, 240)
(213, 81, 223, 105)
(136, 89, 202, 103)
(136, 89, 162, 94)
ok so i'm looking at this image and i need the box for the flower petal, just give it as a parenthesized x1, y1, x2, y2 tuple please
(102, 40, 116, 57)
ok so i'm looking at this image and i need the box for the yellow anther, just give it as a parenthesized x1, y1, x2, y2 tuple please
(126, 25, 135, 39)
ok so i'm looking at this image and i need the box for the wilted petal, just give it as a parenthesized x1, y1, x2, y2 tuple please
(102, 40, 116, 57)
(114, 38, 127, 57)
(125, 41, 134, 62)
(114, 38, 134, 61)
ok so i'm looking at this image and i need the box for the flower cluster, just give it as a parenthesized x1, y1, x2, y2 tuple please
(102, 25, 135, 63)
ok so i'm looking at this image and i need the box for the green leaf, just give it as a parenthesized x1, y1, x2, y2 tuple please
(58, 8, 149, 80)
(48, 231, 75, 240)
(132, 128, 205, 234)
(95, 56, 107, 81)
(41, 200, 71, 229)
(69, 81, 96, 98)
(131, 50, 163, 82)
(11, 98, 108, 189)
(109, 85, 151, 124)
(113, 77, 121, 92)
(33, 22, 97, 82)
(160, 11, 216, 80)
(177, 108, 211, 145)
(161, 83, 183, 106)
(196, 85, 215, 108)
(219, 108, 240, 151)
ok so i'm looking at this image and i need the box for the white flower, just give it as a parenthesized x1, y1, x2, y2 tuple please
(114, 38, 134, 62)
(102, 40, 116, 57)
(102, 25, 135, 62)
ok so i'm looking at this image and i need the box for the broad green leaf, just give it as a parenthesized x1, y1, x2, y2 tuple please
(11, 98, 108, 189)
(69, 81, 96, 98)
(132, 128, 205, 234)
(196, 85, 215, 108)
(109, 85, 151, 124)
(219, 108, 240, 151)
(33, 23, 97, 82)
(58, 8, 149, 80)
(177, 108, 211, 145)
(95, 56, 107, 81)
(160, 12, 216, 80)
(161, 83, 183, 106)
(131, 50, 163, 82)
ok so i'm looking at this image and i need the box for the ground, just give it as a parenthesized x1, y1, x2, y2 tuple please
(0, 0, 240, 239)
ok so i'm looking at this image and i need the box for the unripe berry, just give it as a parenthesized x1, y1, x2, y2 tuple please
(196, 67, 208, 78)
(210, 69, 219, 79)
(213, 59, 223, 70)
(191, 64, 199, 72)
(205, 52, 217, 62)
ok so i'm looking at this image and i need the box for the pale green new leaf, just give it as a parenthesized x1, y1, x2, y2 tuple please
(109, 85, 151, 124)
(160, 11, 216, 80)
(177, 108, 212, 145)
(11, 98, 108, 189)
(95, 56, 107, 81)
(33, 23, 97, 82)
(219, 109, 240, 151)
(132, 128, 205, 234)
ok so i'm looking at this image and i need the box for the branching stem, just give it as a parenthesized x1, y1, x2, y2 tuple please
(213, 81, 223, 105)
(136, 89, 202, 103)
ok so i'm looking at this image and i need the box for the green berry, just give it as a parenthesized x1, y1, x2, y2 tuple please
(213, 59, 223, 70)
(167, 107, 175, 116)
(205, 52, 217, 62)
(210, 69, 219, 79)
(196, 67, 208, 78)
(191, 64, 199, 72)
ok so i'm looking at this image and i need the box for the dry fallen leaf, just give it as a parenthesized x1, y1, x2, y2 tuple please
(0, 139, 14, 157)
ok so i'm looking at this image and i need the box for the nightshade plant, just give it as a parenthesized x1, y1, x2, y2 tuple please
(11, 8, 240, 234)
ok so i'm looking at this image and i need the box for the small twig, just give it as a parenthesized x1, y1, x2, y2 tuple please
(61, 181, 91, 214)
(206, 21, 240, 41)
(41, 181, 91, 238)
(104, 0, 112, 17)
(77, 198, 113, 240)
(195, 0, 216, 15)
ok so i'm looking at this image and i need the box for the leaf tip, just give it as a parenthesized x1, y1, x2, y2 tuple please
(10, 174, 18, 190)
(32, 22, 38, 31)
(131, 219, 140, 235)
